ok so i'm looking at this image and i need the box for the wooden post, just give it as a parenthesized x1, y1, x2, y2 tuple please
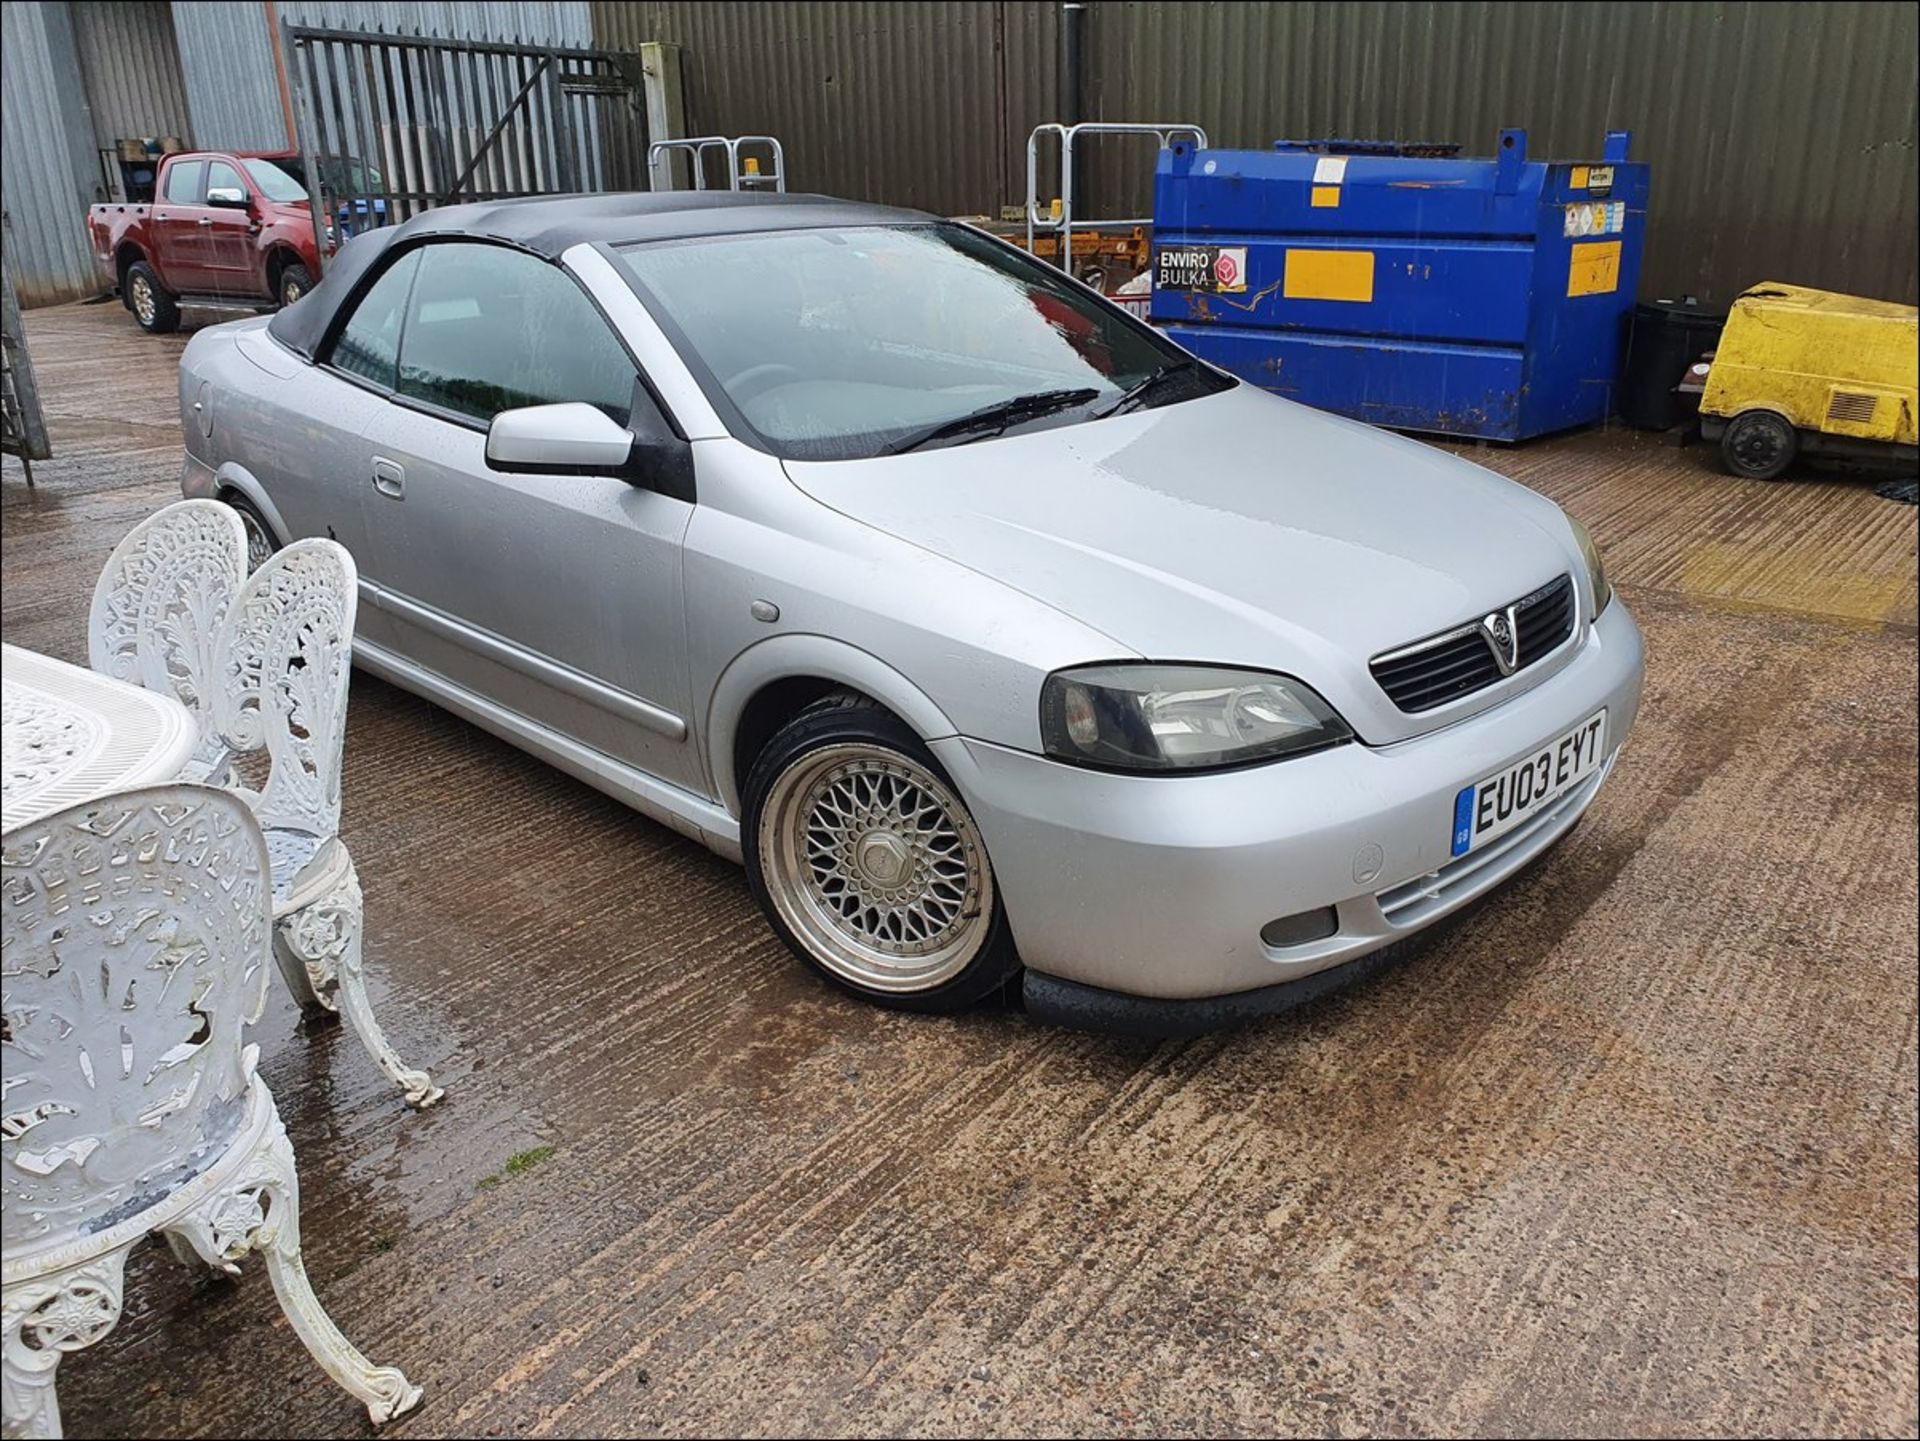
(640, 41, 686, 191)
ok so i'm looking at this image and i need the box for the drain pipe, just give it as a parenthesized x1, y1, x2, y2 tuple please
(1059, 1, 1085, 124)
(1058, 1, 1086, 219)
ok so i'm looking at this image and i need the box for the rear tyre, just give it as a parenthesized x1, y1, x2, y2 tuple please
(276, 262, 313, 309)
(222, 492, 280, 573)
(125, 260, 179, 334)
(743, 693, 1019, 1013)
(1720, 409, 1799, 481)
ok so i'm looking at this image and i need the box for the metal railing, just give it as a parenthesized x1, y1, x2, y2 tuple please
(1026, 121, 1207, 277)
(647, 135, 786, 193)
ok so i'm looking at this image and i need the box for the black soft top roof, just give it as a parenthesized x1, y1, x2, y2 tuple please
(268, 190, 932, 360)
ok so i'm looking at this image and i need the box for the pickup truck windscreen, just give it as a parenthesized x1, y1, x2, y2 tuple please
(243, 159, 308, 203)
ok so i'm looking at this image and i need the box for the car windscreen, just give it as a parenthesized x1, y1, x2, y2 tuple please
(243, 158, 307, 203)
(612, 223, 1227, 461)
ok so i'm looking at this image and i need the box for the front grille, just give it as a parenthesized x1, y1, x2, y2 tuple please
(1370, 575, 1576, 713)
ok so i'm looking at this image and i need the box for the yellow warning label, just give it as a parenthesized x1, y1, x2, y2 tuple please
(1570, 165, 1590, 189)
(1284, 249, 1374, 303)
(1567, 239, 1622, 297)
(1310, 185, 1341, 208)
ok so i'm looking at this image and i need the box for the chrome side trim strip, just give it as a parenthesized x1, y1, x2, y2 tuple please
(360, 579, 687, 742)
(352, 637, 742, 861)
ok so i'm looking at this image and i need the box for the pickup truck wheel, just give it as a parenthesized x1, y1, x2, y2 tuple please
(125, 261, 179, 334)
(277, 263, 313, 309)
(1720, 409, 1799, 481)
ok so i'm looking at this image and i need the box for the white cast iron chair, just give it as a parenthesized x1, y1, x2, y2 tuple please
(87, 499, 248, 785)
(214, 538, 443, 1109)
(0, 785, 422, 1440)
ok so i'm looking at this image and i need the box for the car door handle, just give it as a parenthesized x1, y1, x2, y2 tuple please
(196, 216, 213, 227)
(371, 457, 405, 499)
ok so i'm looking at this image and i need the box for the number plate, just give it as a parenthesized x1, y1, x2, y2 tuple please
(1450, 711, 1607, 858)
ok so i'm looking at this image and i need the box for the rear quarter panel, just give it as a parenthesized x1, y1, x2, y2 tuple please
(182, 320, 387, 552)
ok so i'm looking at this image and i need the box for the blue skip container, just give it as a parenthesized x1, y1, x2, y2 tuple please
(1149, 129, 1649, 441)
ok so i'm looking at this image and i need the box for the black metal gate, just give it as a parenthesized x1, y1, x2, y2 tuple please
(282, 24, 654, 269)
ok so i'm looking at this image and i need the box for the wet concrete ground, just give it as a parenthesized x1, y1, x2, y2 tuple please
(3, 301, 1916, 1438)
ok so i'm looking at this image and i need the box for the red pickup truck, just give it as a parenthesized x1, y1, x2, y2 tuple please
(88, 150, 327, 333)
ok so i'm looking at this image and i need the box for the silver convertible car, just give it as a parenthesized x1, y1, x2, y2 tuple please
(179, 191, 1643, 1034)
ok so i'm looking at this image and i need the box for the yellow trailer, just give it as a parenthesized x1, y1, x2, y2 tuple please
(1695, 284, 1917, 480)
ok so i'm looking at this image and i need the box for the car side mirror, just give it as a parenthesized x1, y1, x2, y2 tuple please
(206, 186, 249, 209)
(486, 400, 696, 502)
(487, 403, 636, 475)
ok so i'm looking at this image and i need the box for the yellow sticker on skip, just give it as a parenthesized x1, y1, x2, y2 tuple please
(1567, 240, 1622, 297)
(1284, 249, 1374, 303)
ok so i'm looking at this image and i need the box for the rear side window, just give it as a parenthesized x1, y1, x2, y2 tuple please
(329, 249, 420, 389)
(163, 160, 205, 204)
(395, 242, 635, 425)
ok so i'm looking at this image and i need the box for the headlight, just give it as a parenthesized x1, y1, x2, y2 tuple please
(1569, 515, 1612, 615)
(1041, 664, 1352, 772)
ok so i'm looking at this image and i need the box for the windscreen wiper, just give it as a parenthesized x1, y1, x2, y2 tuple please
(885, 387, 1101, 455)
(1095, 358, 1203, 418)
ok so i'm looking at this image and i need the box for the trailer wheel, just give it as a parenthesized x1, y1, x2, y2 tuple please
(125, 260, 179, 334)
(1720, 409, 1799, 481)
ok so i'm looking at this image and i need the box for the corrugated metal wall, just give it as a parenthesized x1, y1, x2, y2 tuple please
(7, 2, 1917, 306)
(1, 4, 105, 306)
(596, 2, 1056, 215)
(70, 3, 195, 156)
(170, 3, 289, 152)
(1083, 0, 1918, 303)
(174, 0, 594, 153)
(596, 0, 1919, 304)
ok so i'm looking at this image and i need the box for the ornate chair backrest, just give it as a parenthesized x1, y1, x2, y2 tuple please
(213, 538, 358, 841)
(87, 500, 249, 773)
(1, 785, 271, 1257)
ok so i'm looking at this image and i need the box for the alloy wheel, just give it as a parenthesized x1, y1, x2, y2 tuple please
(757, 743, 992, 993)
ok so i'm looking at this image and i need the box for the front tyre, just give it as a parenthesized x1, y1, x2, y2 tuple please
(277, 262, 313, 309)
(743, 694, 1017, 1012)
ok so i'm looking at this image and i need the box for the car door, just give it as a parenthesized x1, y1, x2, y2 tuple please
(200, 159, 260, 300)
(353, 240, 700, 791)
(152, 158, 211, 290)
(255, 246, 422, 600)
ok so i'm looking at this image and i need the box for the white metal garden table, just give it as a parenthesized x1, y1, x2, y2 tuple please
(1, 642, 198, 832)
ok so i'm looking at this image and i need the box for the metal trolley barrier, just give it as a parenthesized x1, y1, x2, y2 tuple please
(648, 135, 786, 193)
(1026, 121, 1207, 280)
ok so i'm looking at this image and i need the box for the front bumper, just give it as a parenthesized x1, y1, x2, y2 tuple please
(930, 600, 1645, 1006)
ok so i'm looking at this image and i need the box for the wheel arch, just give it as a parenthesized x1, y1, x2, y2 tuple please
(1723, 402, 1800, 428)
(263, 245, 309, 297)
(706, 636, 960, 818)
(210, 462, 293, 547)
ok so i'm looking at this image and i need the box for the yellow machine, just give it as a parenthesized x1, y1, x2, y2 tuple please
(1696, 283, 1918, 480)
